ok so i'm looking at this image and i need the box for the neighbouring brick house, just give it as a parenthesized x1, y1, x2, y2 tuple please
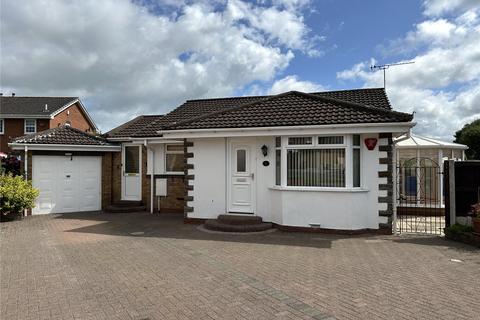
(10, 88, 415, 233)
(0, 95, 97, 154)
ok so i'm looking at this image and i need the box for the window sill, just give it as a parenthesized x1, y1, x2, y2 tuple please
(269, 186, 369, 193)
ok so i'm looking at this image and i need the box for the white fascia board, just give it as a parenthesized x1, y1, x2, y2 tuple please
(1, 114, 52, 119)
(51, 99, 100, 132)
(158, 122, 415, 139)
(131, 138, 183, 144)
(8, 143, 121, 152)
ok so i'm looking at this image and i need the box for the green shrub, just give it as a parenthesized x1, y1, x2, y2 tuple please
(0, 174, 39, 217)
(445, 223, 474, 234)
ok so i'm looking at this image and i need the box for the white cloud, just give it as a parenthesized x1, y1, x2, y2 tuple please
(269, 75, 325, 94)
(423, 0, 480, 16)
(0, 0, 317, 132)
(337, 3, 480, 141)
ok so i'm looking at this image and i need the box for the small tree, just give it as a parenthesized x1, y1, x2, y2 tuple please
(0, 174, 39, 221)
(454, 119, 480, 160)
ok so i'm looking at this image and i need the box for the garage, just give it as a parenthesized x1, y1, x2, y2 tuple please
(32, 155, 101, 214)
(8, 125, 121, 215)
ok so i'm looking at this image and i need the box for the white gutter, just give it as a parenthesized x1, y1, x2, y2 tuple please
(158, 122, 415, 135)
(9, 143, 121, 152)
(158, 122, 415, 139)
(1, 114, 52, 119)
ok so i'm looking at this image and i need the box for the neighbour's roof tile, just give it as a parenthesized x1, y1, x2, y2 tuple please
(12, 125, 113, 146)
(0, 96, 78, 116)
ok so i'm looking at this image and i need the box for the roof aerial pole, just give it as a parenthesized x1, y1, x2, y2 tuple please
(370, 61, 415, 89)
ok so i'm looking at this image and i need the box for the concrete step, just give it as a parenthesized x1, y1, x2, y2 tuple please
(217, 214, 264, 225)
(204, 219, 273, 232)
(104, 205, 146, 213)
(112, 201, 144, 207)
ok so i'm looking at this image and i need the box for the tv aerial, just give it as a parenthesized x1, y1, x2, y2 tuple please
(370, 61, 415, 89)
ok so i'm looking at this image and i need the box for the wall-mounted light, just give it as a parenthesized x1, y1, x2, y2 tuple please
(261, 144, 268, 157)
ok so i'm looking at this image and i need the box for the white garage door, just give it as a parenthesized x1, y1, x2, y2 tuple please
(32, 155, 101, 214)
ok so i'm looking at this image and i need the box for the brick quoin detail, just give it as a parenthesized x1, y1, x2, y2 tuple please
(378, 133, 393, 233)
(184, 139, 194, 218)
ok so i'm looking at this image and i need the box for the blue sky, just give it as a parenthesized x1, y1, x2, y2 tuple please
(285, 0, 423, 88)
(1, 0, 479, 139)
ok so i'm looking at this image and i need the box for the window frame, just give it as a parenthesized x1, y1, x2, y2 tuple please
(164, 143, 184, 174)
(24, 119, 37, 134)
(352, 135, 361, 188)
(0, 119, 4, 134)
(275, 134, 362, 189)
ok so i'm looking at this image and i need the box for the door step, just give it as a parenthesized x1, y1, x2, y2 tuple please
(104, 201, 145, 213)
(204, 214, 272, 232)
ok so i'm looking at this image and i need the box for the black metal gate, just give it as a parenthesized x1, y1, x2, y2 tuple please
(396, 157, 445, 235)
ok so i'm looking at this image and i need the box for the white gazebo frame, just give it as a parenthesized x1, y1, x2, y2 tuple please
(394, 134, 468, 207)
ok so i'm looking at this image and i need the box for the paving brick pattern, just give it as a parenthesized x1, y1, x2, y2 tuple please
(1, 212, 479, 320)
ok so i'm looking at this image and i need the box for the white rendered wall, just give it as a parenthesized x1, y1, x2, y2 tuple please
(188, 138, 227, 219)
(187, 133, 383, 230)
(146, 144, 166, 175)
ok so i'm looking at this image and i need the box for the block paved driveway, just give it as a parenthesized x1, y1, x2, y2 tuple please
(1, 212, 479, 320)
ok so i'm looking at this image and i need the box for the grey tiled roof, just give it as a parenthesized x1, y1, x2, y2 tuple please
(106, 115, 164, 138)
(0, 96, 78, 116)
(13, 125, 113, 146)
(105, 88, 408, 138)
(163, 91, 412, 131)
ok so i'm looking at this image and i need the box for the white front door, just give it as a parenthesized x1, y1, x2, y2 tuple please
(122, 144, 142, 201)
(229, 141, 255, 213)
(32, 155, 101, 214)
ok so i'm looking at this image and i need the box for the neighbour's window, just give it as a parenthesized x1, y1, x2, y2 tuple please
(165, 144, 184, 173)
(353, 135, 361, 188)
(276, 135, 361, 188)
(24, 119, 36, 134)
(0, 119, 3, 134)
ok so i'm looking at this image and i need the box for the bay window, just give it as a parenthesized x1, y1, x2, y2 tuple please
(275, 135, 362, 189)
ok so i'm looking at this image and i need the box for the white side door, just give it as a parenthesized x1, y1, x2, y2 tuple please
(121, 144, 142, 201)
(229, 142, 255, 213)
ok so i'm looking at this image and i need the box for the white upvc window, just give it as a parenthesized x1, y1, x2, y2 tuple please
(275, 135, 362, 189)
(24, 119, 37, 134)
(165, 144, 184, 173)
(0, 119, 4, 134)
